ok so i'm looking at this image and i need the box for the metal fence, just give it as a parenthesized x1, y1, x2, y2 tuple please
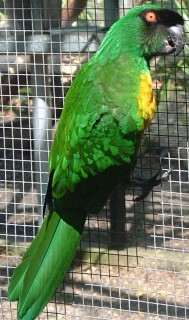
(0, 0, 189, 319)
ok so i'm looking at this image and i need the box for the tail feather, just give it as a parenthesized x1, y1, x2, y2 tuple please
(8, 214, 50, 301)
(8, 211, 83, 320)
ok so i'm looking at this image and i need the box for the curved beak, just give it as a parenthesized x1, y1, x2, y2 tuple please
(160, 24, 185, 56)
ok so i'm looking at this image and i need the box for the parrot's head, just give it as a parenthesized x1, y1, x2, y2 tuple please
(102, 4, 185, 60)
(134, 5, 184, 58)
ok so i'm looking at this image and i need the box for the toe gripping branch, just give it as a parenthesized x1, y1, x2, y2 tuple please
(128, 169, 172, 202)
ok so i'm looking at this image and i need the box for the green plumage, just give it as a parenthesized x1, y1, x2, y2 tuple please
(8, 4, 184, 319)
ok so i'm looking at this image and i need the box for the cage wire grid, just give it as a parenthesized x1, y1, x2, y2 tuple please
(0, 0, 189, 319)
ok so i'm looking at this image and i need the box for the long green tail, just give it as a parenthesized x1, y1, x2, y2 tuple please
(8, 211, 83, 320)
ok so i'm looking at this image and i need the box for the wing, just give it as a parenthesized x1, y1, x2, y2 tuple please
(48, 54, 155, 199)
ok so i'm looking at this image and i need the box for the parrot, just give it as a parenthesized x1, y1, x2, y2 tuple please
(8, 4, 184, 320)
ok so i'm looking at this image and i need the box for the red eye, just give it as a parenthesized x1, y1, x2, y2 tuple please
(145, 11, 157, 23)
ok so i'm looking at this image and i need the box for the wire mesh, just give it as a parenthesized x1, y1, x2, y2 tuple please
(0, 0, 189, 319)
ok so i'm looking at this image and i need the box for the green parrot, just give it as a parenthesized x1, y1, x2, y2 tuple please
(8, 4, 184, 319)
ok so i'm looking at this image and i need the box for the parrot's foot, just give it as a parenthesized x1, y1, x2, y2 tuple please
(128, 169, 172, 202)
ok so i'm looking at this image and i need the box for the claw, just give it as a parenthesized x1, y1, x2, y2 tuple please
(160, 169, 172, 181)
(128, 169, 172, 202)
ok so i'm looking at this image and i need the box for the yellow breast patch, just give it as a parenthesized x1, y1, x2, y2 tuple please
(138, 72, 156, 129)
